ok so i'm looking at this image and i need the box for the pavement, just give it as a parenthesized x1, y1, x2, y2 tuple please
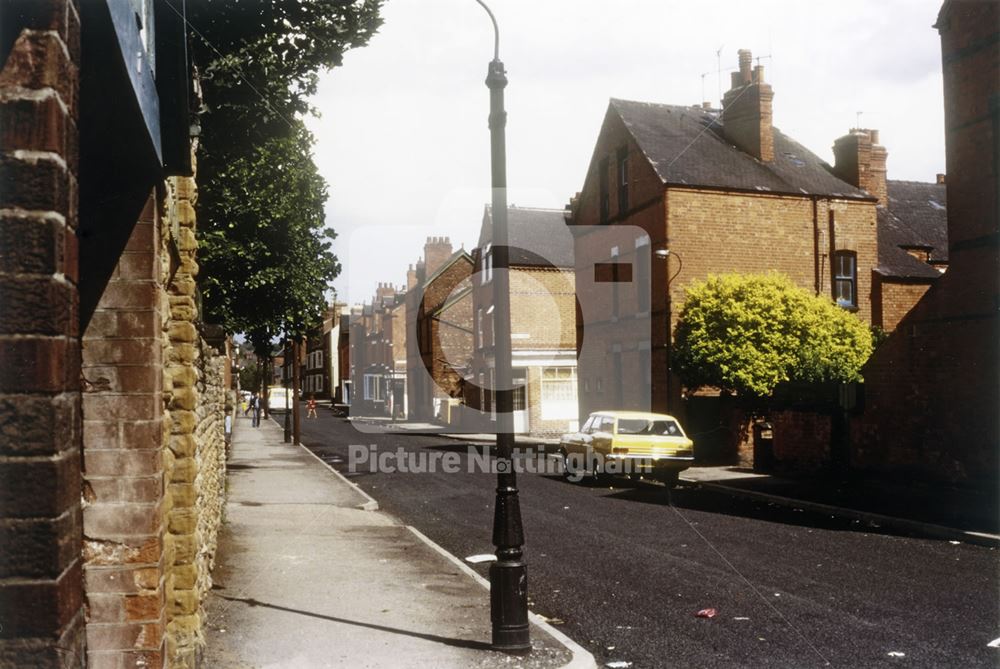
(204, 414, 594, 669)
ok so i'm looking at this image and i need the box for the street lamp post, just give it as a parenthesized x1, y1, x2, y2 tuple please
(284, 340, 292, 442)
(655, 248, 683, 412)
(475, 0, 530, 654)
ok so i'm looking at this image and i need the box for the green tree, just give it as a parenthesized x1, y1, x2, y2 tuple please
(672, 273, 873, 397)
(185, 1, 382, 337)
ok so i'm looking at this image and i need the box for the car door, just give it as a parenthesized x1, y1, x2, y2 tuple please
(566, 415, 596, 456)
(591, 415, 615, 456)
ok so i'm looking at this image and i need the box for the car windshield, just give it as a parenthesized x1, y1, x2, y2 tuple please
(616, 418, 682, 436)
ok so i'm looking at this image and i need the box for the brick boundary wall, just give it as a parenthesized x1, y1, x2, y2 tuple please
(80, 194, 168, 669)
(0, 3, 87, 666)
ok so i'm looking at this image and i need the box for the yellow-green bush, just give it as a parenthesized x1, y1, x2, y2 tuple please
(673, 273, 873, 396)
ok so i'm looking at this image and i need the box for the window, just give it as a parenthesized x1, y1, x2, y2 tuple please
(363, 374, 383, 401)
(581, 416, 597, 433)
(542, 367, 576, 401)
(597, 416, 615, 433)
(481, 244, 493, 284)
(599, 157, 610, 223)
(617, 147, 629, 214)
(512, 377, 527, 412)
(617, 418, 681, 436)
(833, 250, 857, 308)
(477, 308, 484, 348)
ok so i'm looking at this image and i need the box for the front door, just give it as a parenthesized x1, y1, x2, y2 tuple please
(513, 369, 528, 434)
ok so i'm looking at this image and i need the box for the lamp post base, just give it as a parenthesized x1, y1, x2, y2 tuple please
(489, 559, 531, 653)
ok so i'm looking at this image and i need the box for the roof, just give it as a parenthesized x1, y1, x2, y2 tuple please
(877, 180, 948, 279)
(479, 206, 574, 268)
(609, 99, 872, 200)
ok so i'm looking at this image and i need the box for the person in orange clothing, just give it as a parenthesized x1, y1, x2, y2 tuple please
(306, 395, 317, 419)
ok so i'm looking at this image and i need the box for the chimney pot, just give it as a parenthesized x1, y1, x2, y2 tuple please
(869, 129, 880, 144)
(936, 173, 946, 184)
(730, 71, 741, 88)
(702, 101, 712, 109)
(753, 65, 764, 83)
(738, 49, 753, 83)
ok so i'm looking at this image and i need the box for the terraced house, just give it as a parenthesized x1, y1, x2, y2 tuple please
(469, 206, 578, 436)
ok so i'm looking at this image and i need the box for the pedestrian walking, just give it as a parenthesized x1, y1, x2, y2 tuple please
(307, 395, 317, 419)
(250, 393, 261, 428)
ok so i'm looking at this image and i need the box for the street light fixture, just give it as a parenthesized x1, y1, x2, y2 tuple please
(655, 248, 683, 412)
(474, 0, 531, 654)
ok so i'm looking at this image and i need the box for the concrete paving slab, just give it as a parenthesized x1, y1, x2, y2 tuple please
(204, 416, 589, 669)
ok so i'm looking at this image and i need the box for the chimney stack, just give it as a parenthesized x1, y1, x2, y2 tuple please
(722, 49, 774, 162)
(406, 264, 417, 291)
(423, 236, 454, 277)
(936, 173, 946, 184)
(832, 128, 889, 206)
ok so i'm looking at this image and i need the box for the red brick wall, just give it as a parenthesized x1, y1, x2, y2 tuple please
(873, 277, 933, 333)
(771, 410, 831, 473)
(851, 1, 999, 488)
(0, 2, 86, 665)
(81, 194, 167, 668)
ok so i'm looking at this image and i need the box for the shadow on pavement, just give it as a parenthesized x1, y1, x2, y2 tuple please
(215, 594, 494, 652)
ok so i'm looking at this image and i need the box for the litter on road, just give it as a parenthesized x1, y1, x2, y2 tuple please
(464, 554, 497, 564)
(695, 608, 718, 618)
(887, 651, 906, 658)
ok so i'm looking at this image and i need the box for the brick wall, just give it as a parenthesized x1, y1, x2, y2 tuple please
(409, 255, 473, 419)
(81, 193, 167, 669)
(872, 278, 933, 333)
(0, 2, 86, 665)
(851, 1, 999, 488)
(469, 264, 578, 435)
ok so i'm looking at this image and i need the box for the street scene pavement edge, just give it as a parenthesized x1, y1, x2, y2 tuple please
(204, 415, 596, 669)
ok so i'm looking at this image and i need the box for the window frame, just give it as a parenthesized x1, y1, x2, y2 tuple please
(832, 250, 858, 309)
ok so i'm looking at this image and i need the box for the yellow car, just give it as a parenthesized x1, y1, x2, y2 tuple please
(558, 411, 694, 486)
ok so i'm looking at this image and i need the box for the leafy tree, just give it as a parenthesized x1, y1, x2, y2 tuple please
(672, 273, 873, 397)
(184, 1, 382, 337)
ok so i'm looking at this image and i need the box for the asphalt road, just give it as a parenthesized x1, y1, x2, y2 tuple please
(293, 410, 999, 669)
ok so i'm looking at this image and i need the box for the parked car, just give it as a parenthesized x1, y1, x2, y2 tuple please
(558, 411, 694, 486)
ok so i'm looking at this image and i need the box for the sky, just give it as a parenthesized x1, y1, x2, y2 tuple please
(304, 0, 947, 306)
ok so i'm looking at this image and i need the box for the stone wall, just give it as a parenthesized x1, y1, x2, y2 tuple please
(162, 168, 227, 668)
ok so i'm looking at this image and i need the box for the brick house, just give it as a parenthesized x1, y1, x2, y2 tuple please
(335, 311, 351, 406)
(469, 206, 578, 436)
(350, 284, 406, 417)
(302, 302, 346, 403)
(405, 238, 474, 423)
(566, 50, 879, 433)
(872, 178, 948, 332)
(852, 0, 998, 489)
